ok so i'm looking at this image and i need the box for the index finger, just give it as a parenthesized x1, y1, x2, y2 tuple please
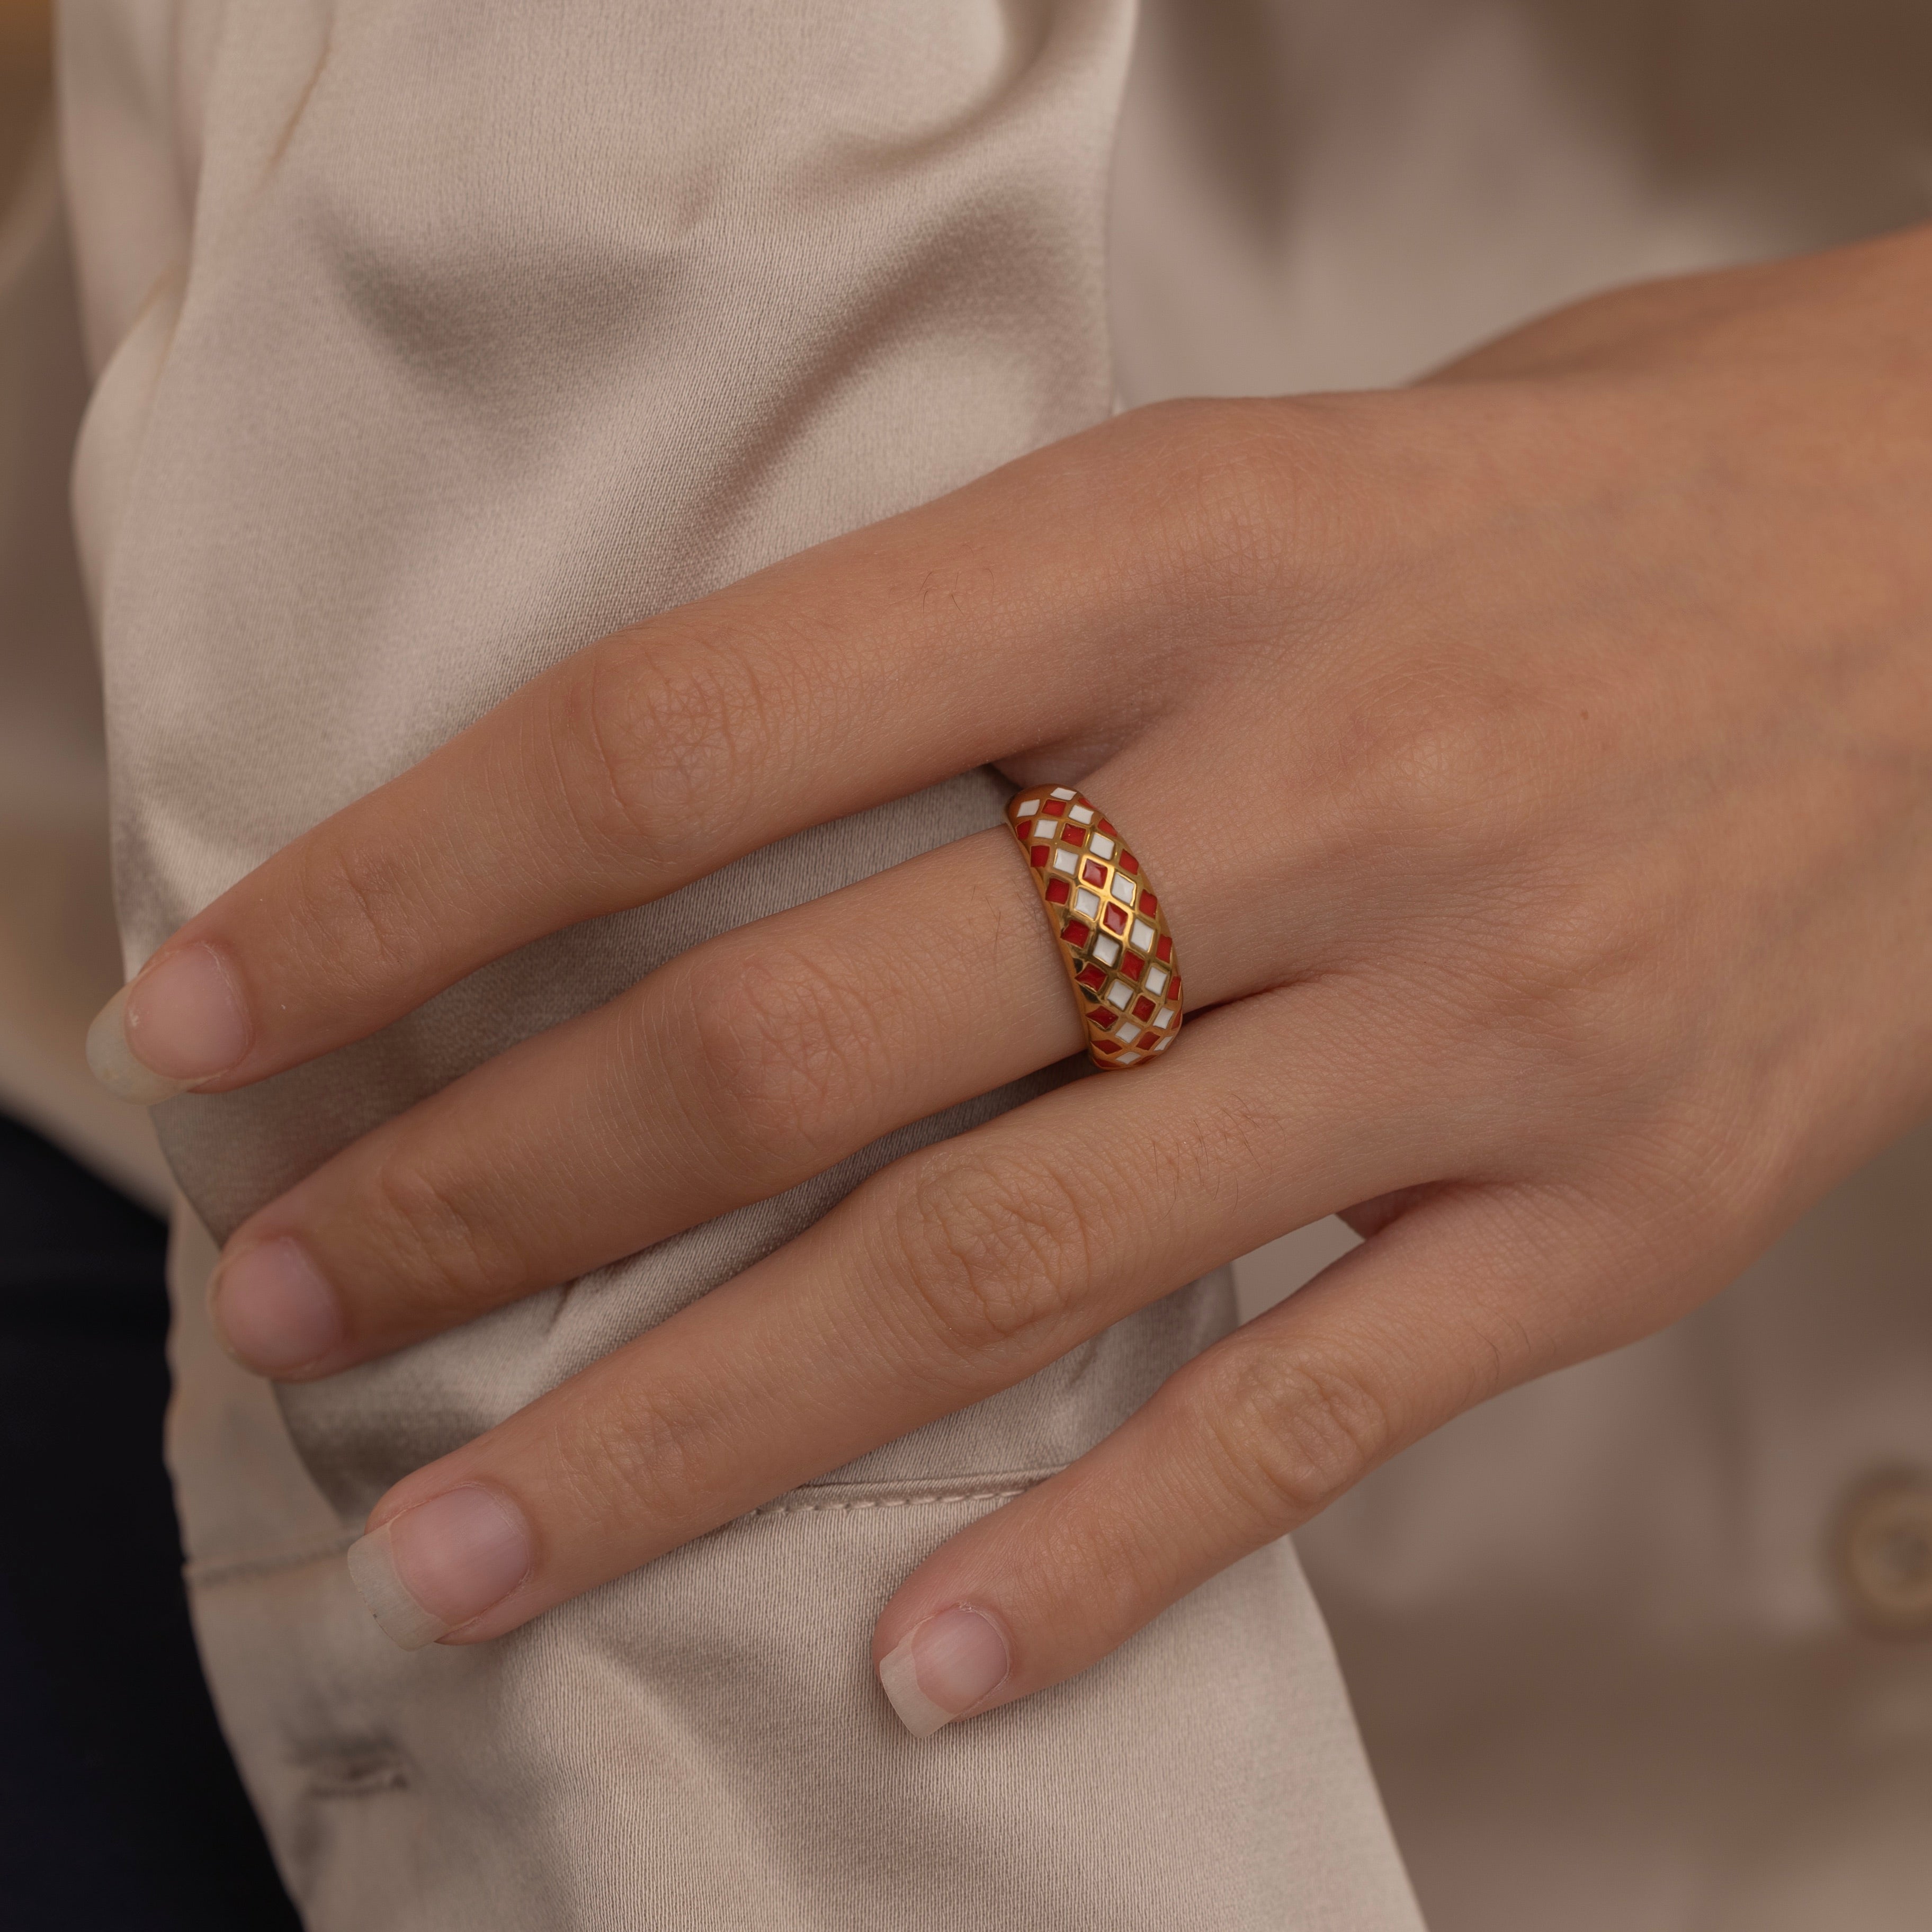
(86, 405, 1265, 1101)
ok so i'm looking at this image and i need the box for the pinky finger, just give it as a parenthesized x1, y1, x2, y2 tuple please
(869, 1184, 1613, 1738)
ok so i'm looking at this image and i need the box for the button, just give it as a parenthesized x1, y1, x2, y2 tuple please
(1834, 1472, 1932, 1636)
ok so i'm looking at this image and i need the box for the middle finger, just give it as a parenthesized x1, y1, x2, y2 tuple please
(211, 794, 1231, 1378)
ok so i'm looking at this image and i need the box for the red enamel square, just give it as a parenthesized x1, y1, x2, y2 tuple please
(1141, 891, 1158, 916)
(1045, 876, 1071, 905)
(1155, 934, 1173, 961)
(1030, 844, 1050, 867)
(1097, 819, 1116, 838)
(1118, 852, 1140, 875)
(1062, 919, 1091, 947)
(1062, 824, 1086, 846)
(1076, 963, 1106, 989)
(1133, 995, 1156, 1022)
(1081, 859, 1108, 887)
(1041, 798, 1066, 817)
(1121, 954, 1144, 980)
(1094, 1036, 1120, 1054)
(1103, 904, 1128, 934)
(1090, 1007, 1115, 1029)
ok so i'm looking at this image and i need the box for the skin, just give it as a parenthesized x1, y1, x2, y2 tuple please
(104, 226, 1932, 1721)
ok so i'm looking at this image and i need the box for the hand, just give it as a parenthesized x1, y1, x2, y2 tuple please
(91, 226, 1932, 1732)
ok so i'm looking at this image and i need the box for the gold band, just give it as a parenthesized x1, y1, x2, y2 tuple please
(1005, 786, 1184, 1070)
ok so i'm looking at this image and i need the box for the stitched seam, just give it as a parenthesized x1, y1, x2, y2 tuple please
(186, 1474, 1058, 1585)
(750, 1483, 1035, 1518)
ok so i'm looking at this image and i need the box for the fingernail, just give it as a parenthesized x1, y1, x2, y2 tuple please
(209, 1237, 345, 1375)
(877, 1606, 1010, 1738)
(346, 1486, 532, 1651)
(85, 986, 185, 1105)
(86, 943, 251, 1103)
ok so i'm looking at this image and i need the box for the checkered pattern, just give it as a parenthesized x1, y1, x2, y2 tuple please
(1006, 786, 1184, 1070)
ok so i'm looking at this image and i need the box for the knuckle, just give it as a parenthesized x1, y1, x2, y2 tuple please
(1123, 397, 1336, 618)
(1468, 865, 1673, 1114)
(363, 1154, 522, 1319)
(676, 943, 885, 1173)
(1188, 1336, 1394, 1528)
(891, 1152, 1102, 1363)
(1352, 696, 1511, 845)
(554, 629, 777, 875)
(551, 1378, 709, 1533)
(1507, 871, 1653, 1017)
(290, 836, 422, 986)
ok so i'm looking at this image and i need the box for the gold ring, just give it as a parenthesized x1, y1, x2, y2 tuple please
(1005, 786, 1184, 1070)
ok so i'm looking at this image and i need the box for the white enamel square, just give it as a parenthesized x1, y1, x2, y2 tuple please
(1151, 1034, 1173, 1052)
(1069, 804, 1095, 825)
(1105, 979, 1133, 1010)
(1111, 875, 1136, 906)
(1146, 965, 1169, 997)
(1130, 918, 1155, 952)
(1154, 1005, 1176, 1029)
(1051, 848, 1077, 875)
(1094, 934, 1122, 967)
(1089, 834, 1115, 861)
(1051, 786, 1077, 800)
(1017, 799, 1041, 818)
(1115, 1050, 1142, 1066)
(1073, 888, 1102, 919)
